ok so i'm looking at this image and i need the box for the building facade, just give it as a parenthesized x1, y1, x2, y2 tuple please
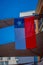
(35, 0, 43, 33)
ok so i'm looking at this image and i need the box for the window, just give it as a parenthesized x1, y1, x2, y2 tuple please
(0, 57, 2, 60)
(4, 61, 8, 65)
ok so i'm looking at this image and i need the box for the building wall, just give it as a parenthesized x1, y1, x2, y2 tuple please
(35, 0, 43, 34)
(35, 0, 43, 61)
(0, 25, 15, 44)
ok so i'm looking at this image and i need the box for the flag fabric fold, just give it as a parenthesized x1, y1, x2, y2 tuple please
(24, 16, 37, 49)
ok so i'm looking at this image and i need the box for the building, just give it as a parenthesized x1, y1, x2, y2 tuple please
(0, 0, 43, 56)
(35, 0, 43, 33)
(35, 0, 43, 62)
(20, 11, 35, 17)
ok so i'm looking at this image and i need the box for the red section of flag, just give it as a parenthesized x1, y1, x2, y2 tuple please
(24, 16, 37, 49)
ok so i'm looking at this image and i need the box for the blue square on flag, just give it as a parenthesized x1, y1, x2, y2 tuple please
(14, 18, 24, 28)
(14, 18, 26, 49)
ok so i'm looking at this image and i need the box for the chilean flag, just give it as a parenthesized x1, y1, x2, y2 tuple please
(14, 16, 37, 49)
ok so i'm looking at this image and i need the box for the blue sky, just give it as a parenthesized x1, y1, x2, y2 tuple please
(0, 0, 38, 49)
(0, 0, 38, 19)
